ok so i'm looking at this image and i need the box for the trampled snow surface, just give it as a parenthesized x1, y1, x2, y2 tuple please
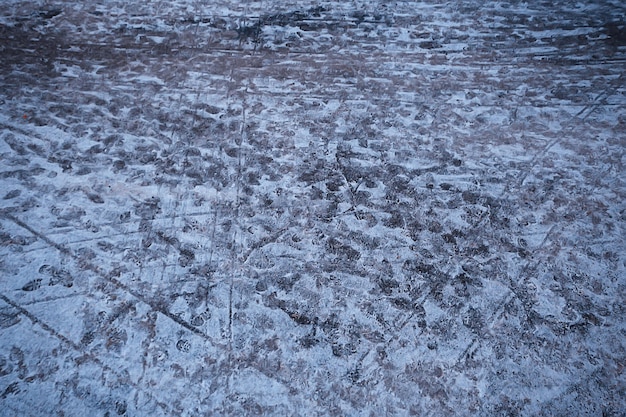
(0, 1, 625, 415)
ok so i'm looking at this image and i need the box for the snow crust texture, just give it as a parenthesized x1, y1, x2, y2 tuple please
(0, 1, 625, 415)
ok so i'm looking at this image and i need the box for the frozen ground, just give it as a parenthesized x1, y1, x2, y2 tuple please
(0, 0, 625, 415)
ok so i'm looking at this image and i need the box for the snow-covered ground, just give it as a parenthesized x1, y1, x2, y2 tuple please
(1, 1, 625, 415)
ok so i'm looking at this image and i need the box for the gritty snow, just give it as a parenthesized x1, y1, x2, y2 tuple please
(0, 0, 625, 416)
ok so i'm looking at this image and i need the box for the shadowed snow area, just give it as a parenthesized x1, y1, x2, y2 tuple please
(0, 0, 625, 415)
